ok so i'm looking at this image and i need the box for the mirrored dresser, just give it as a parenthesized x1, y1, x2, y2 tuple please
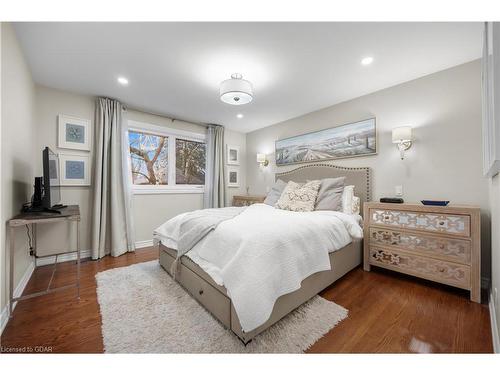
(363, 202, 481, 303)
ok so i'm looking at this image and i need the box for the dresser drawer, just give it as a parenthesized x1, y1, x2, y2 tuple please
(369, 228, 471, 264)
(159, 249, 231, 327)
(370, 209, 470, 237)
(369, 247, 471, 289)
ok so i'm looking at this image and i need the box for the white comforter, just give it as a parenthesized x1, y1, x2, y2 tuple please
(154, 203, 363, 333)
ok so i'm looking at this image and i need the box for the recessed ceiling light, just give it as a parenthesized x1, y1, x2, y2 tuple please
(117, 77, 129, 85)
(361, 57, 374, 66)
(237, 114, 244, 119)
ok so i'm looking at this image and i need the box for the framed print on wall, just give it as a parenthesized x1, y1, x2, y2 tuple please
(226, 145, 240, 165)
(227, 167, 240, 188)
(275, 118, 377, 166)
(59, 153, 91, 186)
(58, 114, 91, 151)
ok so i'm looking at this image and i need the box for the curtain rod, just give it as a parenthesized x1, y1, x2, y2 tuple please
(121, 104, 210, 128)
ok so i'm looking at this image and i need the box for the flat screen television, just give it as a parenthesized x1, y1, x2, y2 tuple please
(42, 146, 61, 209)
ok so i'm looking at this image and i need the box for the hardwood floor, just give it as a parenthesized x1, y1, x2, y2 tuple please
(0, 247, 493, 353)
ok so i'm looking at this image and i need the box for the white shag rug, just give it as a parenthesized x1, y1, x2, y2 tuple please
(96, 260, 347, 353)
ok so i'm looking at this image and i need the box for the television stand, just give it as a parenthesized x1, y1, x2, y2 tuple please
(22, 204, 68, 215)
(7, 205, 81, 318)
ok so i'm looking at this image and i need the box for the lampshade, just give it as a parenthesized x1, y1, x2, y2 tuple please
(220, 73, 253, 105)
(392, 126, 412, 143)
(256, 153, 267, 163)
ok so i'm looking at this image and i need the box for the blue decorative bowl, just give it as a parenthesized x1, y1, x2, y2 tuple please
(421, 200, 450, 206)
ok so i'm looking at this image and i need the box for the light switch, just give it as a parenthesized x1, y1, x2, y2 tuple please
(395, 185, 403, 197)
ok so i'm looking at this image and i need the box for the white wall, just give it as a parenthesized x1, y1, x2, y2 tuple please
(246, 60, 491, 282)
(33, 86, 95, 256)
(224, 129, 247, 206)
(1, 23, 36, 311)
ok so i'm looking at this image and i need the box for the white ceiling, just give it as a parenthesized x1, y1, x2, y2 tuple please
(14, 22, 482, 133)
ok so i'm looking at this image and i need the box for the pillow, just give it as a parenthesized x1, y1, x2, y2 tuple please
(342, 185, 358, 214)
(314, 177, 346, 211)
(275, 180, 321, 212)
(351, 196, 361, 215)
(263, 179, 288, 206)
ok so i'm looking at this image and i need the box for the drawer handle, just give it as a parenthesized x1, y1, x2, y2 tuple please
(438, 267, 446, 273)
(439, 244, 445, 249)
(439, 221, 445, 226)
(198, 289, 204, 295)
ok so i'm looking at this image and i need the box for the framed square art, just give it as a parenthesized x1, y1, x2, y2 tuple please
(226, 145, 240, 165)
(58, 114, 91, 151)
(59, 153, 91, 186)
(227, 167, 240, 188)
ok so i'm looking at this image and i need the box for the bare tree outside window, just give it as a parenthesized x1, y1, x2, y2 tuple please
(129, 131, 168, 185)
(176, 138, 206, 184)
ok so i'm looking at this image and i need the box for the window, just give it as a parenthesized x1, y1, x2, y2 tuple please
(127, 121, 206, 194)
(129, 131, 169, 185)
(175, 138, 206, 185)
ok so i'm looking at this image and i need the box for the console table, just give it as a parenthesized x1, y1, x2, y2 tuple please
(8, 205, 81, 317)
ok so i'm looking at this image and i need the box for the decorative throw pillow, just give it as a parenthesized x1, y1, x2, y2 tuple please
(275, 180, 321, 212)
(263, 179, 288, 206)
(342, 185, 356, 214)
(351, 196, 360, 215)
(314, 177, 346, 211)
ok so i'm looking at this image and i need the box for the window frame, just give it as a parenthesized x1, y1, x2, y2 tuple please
(127, 120, 207, 194)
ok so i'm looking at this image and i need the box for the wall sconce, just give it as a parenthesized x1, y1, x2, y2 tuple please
(392, 126, 413, 160)
(257, 153, 269, 167)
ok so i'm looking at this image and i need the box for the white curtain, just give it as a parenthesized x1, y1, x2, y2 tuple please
(91, 98, 135, 259)
(204, 125, 226, 208)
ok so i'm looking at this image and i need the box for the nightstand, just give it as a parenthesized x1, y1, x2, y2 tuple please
(363, 202, 481, 303)
(232, 195, 266, 207)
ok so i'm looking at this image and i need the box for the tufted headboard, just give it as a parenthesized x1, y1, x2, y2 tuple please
(275, 163, 372, 209)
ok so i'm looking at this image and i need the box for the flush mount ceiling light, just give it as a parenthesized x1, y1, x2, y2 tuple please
(236, 113, 244, 119)
(361, 56, 374, 66)
(220, 73, 253, 105)
(117, 76, 129, 86)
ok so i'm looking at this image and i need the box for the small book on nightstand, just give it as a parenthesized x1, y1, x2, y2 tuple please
(380, 197, 404, 204)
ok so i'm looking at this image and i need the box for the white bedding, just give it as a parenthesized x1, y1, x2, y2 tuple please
(154, 203, 363, 332)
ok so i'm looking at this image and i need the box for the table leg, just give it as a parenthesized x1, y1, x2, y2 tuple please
(76, 220, 81, 300)
(32, 223, 37, 257)
(9, 226, 15, 318)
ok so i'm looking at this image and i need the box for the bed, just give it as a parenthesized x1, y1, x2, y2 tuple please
(156, 163, 371, 344)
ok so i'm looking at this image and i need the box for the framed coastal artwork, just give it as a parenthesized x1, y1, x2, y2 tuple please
(227, 167, 240, 188)
(275, 118, 376, 166)
(226, 145, 240, 165)
(58, 114, 91, 151)
(58, 153, 91, 186)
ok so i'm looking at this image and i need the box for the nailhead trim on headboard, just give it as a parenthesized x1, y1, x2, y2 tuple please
(275, 163, 372, 202)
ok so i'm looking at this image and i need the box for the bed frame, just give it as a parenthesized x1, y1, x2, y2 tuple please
(158, 163, 371, 344)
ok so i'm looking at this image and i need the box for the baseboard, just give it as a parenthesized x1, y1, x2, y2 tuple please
(490, 292, 500, 353)
(135, 239, 154, 249)
(0, 259, 35, 335)
(35, 249, 92, 266)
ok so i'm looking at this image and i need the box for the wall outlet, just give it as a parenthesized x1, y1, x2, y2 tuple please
(395, 185, 403, 197)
